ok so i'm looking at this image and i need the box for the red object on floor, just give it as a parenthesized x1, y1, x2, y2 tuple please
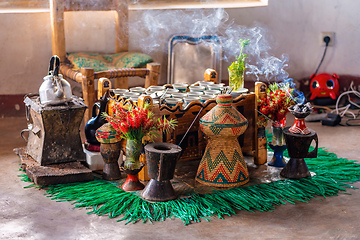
(310, 73, 339, 101)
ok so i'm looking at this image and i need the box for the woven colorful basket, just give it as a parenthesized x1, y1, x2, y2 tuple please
(95, 123, 122, 144)
(196, 94, 249, 187)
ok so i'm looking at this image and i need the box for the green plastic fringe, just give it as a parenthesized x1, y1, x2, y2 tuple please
(20, 138, 360, 225)
(18, 167, 37, 189)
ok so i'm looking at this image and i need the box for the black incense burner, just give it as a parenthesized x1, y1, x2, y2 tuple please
(280, 103, 318, 179)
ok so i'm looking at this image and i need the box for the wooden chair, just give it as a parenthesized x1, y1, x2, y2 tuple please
(50, 0, 160, 122)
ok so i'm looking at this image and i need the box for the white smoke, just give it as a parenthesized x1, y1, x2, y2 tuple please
(130, 7, 290, 82)
(244, 27, 289, 82)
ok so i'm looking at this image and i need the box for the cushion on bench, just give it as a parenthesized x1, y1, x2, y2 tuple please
(67, 52, 153, 72)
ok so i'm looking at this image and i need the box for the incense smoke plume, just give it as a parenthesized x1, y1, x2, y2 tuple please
(70, 1, 296, 86)
(130, 7, 291, 83)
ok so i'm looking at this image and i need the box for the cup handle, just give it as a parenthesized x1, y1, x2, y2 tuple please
(306, 132, 318, 158)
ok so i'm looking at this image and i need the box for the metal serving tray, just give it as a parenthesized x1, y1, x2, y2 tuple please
(167, 34, 222, 84)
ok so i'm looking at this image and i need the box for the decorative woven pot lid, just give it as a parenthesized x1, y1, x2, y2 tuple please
(200, 94, 248, 128)
(95, 123, 122, 144)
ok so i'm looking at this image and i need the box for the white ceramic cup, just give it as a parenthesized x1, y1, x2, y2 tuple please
(189, 86, 206, 92)
(129, 96, 139, 103)
(183, 96, 200, 106)
(148, 85, 165, 91)
(113, 88, 129, 96)
(199, 81, 214, 90)
(204, 90, 221, 95)
(187, 91, 203, 97)
(208, 84, 224, 91)
(171, 92, 186, 98)
(123, 92, 140, 98)
(165, 88, 179, 94)
(165, 98, 182, 107)
(200, 94, 216, 103)
(172, 83, 188, 93)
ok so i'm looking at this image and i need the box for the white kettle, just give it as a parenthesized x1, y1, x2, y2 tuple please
(39, 55, 72, 105)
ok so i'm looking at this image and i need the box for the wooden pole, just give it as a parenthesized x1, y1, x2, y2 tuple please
(80, 68, 95, 123)
(114, 0, 129, 53)
(254, 81, 268, 165)
(50, 0, 66, 61)
(137, 95, 153, 181)
(145, 63, 160, 87)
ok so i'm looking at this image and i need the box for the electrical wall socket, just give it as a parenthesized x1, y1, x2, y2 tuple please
(321, 32, 335, 46)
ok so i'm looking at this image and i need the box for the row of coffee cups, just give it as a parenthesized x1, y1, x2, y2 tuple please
(111, 82, 226, 107)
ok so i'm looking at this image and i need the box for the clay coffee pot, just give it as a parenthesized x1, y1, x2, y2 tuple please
(84, 92, 108, 149)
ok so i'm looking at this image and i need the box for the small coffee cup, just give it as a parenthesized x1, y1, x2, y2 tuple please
(183, 96, 200, 106)
(164, 88, 179, 94)
(200, 94, 216, 103)
(208, 84, 224, 91)
(123, 92, 140, 99)
(172, 83, 188, 93)
(199, 81, 214, 90)
(148, 85, 165, 91)
(204, 90, 221, 95)
(189, 86, 206, 92)
(113, 88, 129, 96)
(129, 96, 139, 103)
(187, 91, 203, 97)
(171, 92, 186, 98)
(165, 98, 182, 107)
(130, 87, 146, 95)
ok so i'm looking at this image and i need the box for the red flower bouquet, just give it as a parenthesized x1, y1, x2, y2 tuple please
(103, 103, 177, 169)
(105, 103, 177, 142)
(258, 81, 296, 125)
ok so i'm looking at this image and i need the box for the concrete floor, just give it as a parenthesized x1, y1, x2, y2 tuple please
(1, 116, 360, 240)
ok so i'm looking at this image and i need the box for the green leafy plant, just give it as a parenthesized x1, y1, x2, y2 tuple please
(228, 39, 250, 91)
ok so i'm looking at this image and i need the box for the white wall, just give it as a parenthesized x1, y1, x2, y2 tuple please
(0, 0, 359, 95)
(225, 0, 360, 80)
(0, 12, 52, 94)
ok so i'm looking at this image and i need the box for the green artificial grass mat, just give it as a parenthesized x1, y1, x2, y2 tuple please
(18, 142, 360, 225)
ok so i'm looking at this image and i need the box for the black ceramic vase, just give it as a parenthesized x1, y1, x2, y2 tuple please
(141, 142, 182, 202)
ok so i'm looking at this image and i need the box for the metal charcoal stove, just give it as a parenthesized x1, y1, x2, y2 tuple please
(23, 95, 87, 165)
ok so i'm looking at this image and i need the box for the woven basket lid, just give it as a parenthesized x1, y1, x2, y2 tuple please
(200, 94, 247, 128)
(95, 123, 122, 144)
